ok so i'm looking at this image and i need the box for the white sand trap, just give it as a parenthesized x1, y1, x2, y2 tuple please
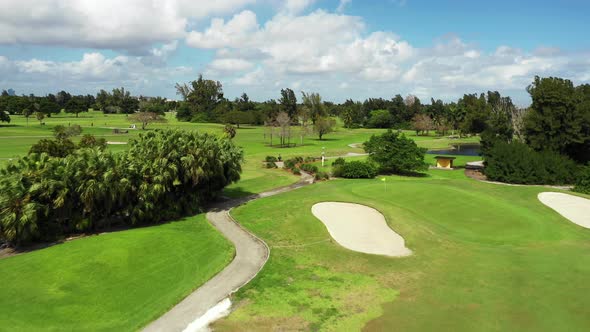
(538, 192, 590, 229)
(311, 202, 412, 257)
(106, 141, 127, 145)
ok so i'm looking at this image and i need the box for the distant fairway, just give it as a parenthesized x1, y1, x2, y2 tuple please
(216, 170, 590, 331)
(1, 111, 478, 195)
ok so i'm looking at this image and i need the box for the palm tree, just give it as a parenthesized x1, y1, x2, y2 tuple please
(0, 174, 40, 245)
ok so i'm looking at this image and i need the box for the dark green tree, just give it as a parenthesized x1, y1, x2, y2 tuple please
(524, 76, 590, 163)
(279, 88, 297, 119)
(65, 96, 88, 117)
(0, 111, 9, 123)
(301, 91, 325, 124)
(364, 130, 428, 174)
(175, 74, 224, 121)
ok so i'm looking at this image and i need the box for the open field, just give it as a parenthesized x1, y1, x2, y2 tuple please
(0, 214, 234, 331)
(215, 170, 590, 331)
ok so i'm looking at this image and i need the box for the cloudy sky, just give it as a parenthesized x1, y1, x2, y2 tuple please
(1, 0, 589, 105)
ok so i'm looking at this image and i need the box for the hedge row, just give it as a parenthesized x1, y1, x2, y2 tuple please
(483, 141, 578, 185)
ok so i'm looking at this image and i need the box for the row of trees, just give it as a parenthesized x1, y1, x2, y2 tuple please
(0, 129, 243, 245)
(0, 88, 180, 120)
(168, 75, 528, 142)
(0, 90, 97, 119)
(175, 75, 336, 143)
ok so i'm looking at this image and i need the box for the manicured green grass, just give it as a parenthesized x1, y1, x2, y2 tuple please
(0, 214, 234, 331)
(1, 111, 492, 331)
(215, 170, 590, 331)
(1, 112, 479, 189)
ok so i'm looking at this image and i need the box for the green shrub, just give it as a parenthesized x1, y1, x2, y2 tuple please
(78, 134, 107, 150)
(300, 163, 319, 174)
(284, 159, 297, 170)
(484, 141, 578, 185)
(304, 156, 316, 163)
(265, 161, 277, 169)
(292, 168, 301, 175)
(333, 161, 378, 179)
(332, 157, 345, 167)
(574, 165, 590, 194)
(265, 156, 278, 162)
(29, 138, 77, 157)
(315, 171, 330, 180)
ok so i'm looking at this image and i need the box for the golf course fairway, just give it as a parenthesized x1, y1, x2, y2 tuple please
(214, 170, 590, 331)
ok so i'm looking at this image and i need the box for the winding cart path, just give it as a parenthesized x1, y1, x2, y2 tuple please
(143, 172, 314, 332)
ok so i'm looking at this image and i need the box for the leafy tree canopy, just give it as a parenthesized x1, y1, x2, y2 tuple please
(364, 129, 428, 174)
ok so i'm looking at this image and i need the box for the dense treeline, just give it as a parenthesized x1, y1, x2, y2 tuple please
(484, 141, 578, 185)
(481, 76, 590, 185)
(0, 88, 179, 120)
(170, 75, 526, 143)
(1, 77, 521, 141)
(0, 130, 243, 245)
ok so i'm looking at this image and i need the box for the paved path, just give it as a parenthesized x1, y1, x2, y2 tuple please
(143, 172, 314, 332)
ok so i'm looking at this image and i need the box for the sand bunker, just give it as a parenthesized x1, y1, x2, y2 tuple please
(311, 202, 412, 257)
(106, 141, 127, 145)
(538, 192, 590, 229)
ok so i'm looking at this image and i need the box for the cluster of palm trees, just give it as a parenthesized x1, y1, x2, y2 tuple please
(0, 129, 243, 246)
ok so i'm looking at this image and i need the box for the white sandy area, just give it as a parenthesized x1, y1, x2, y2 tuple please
(538, 192, 590, 229)
(183, 298, 232, 332)
(311, 202, 412, 257)
(106, 141, 127, 145)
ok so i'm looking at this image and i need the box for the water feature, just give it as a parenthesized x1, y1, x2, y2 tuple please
(427, 143, 481, 156)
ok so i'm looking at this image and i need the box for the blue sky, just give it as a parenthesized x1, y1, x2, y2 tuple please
(1, 0, 589, 106)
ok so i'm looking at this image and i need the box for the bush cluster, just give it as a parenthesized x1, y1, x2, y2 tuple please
(574, 165, 590, 194)
(29, 125, 106, 157)
(315, 171, 330, 180)
(484, 141, 578, 185)
(331, 157, 346, 167)
(265, 156, 278, 162)
(300, 163, 319, 174)
(332, 160, 378, 179)
(283, 156, 304, 171)
(0, 129, 243, 245)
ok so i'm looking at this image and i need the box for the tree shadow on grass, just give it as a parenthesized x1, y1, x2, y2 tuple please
(222, 186, 257, 199)
(309, 138, 339, 142)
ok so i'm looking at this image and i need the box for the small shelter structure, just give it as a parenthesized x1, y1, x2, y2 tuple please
(434, 156, 456, 169)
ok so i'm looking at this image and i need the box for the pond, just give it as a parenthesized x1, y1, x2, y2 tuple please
(427, 143, 481, 156)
